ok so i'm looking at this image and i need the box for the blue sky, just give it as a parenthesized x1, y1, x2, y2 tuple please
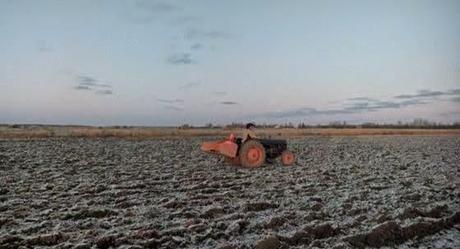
(1, 0, 459, 126)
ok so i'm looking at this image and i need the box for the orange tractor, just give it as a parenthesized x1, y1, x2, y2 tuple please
(201, 134, 295, 168)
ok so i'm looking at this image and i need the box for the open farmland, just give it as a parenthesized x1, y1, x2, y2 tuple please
(0, 136, 459, 248)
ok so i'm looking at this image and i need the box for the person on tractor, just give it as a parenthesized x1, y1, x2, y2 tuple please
(201, 122, 295, 167)
(242, 123, 258, 142)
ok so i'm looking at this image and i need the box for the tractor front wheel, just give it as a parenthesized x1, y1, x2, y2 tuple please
(239, 140, 266, 168)
(281, 150, 295, 166)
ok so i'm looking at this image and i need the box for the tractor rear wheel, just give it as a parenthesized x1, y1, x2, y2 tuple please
(281, 150, 295, 166)
(239, 140, 266, 168)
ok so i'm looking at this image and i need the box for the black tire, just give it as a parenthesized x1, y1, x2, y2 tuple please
(239, 140, 266, 168)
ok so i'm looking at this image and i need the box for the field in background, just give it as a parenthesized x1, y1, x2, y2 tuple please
(1, 125, 460, 139)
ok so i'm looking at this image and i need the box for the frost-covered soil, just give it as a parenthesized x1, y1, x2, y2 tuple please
(0, 136, 459, 249)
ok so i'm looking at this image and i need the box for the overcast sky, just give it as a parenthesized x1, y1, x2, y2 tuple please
(1, 0, 459, 126)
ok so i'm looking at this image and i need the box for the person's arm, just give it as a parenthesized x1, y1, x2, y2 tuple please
(248, 129, 258, 139)
(242, 129, 251, 142)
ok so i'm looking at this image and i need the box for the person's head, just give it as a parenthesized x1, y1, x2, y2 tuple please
(246, 123, 256, 130)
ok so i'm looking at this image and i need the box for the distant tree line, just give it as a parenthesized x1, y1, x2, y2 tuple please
(298, 119, 460, 129)
(4, 118, 459, 130)
(179, 119, 460, 129)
